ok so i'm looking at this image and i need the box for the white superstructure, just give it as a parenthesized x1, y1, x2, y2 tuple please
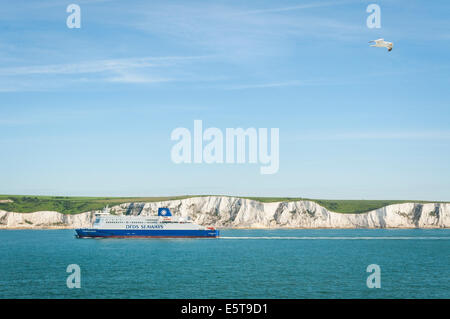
(92, 213, 205, 231)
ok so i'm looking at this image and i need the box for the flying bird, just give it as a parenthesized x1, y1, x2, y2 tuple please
(369, 38, 393, 52)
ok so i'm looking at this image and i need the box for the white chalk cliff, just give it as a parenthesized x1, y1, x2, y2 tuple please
(0, 196, 449, 229)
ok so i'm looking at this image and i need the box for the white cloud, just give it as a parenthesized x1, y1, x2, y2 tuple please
(105, 72, 172, 84)
(226, 80, 304, 90)
(0, 55, 212, 91)
(296, 131, 450, 141)
(0, 55, 207, 76)
(237, 1, 352, 15)
(131, 1, 363, 57)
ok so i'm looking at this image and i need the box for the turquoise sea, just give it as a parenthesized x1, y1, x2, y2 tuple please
(0, 229, 449, 299)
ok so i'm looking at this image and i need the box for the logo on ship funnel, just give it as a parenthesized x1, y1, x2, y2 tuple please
(158, 208, 172, 216)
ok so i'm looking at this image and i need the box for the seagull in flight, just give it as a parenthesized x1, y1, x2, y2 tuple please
(369, 38, 393, 52)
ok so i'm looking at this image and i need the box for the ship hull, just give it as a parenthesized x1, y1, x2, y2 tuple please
(75, 228, 219, 238)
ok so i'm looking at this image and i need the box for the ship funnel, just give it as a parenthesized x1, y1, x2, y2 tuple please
(158, 208, 172, 217)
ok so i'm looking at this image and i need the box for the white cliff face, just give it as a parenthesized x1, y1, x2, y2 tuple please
(0, 210, 95, 229)
(0, 196, 449, 229)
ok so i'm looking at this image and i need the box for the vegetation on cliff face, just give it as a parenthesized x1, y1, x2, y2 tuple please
(243, 197, 447, 214)
(0, 195, 444, 215)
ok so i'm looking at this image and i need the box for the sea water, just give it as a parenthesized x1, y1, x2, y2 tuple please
(0, 229, 448, 298)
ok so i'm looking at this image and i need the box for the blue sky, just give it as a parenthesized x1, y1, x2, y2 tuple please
(1, 0, 450, 200)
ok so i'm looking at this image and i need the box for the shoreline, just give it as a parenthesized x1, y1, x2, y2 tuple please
(1, 197, 449, 229)
(1, 226, 449, 230)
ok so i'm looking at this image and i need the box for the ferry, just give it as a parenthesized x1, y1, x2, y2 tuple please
(75, 207, 219, 238)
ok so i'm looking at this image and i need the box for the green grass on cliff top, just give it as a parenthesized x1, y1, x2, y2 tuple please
(0, 195, 192, 215)
(0, 195, 444, 215)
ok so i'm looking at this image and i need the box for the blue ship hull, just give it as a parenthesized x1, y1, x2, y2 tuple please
(75, 228, 219, 238)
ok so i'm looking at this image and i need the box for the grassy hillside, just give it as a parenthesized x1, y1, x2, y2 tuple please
(0, 195, 193, 215)
(244, 197, 431, 214)
(0, 195, 444, 215)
